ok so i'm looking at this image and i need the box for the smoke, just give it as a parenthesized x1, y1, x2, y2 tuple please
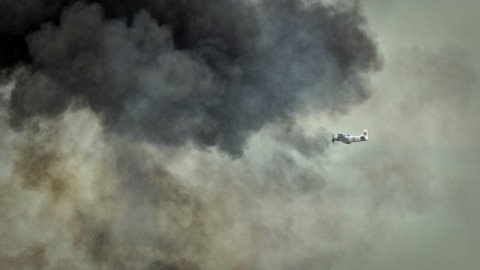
(5, 0, 380, 155)
(0, 0, 383, 269)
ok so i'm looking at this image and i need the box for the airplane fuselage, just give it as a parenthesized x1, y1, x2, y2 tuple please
(332, 129, 368, 144)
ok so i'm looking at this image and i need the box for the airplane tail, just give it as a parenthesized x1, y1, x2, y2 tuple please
(361, 129, 368, 140)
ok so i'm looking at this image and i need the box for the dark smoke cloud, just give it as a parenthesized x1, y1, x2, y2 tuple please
(0, 0, 64, 67)
(0, 1, 383, 269)
(5, 0, 380, 155)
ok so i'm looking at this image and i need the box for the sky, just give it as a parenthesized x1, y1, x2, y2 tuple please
(321, 1, 480, 269)
(0, 0, 479, 269)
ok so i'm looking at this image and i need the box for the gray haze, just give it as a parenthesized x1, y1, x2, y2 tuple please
(315, 1, 480, 269)
(1, 0, 479, 270)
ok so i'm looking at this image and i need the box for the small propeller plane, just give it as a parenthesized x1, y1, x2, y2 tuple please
(332, 129, 368, 144)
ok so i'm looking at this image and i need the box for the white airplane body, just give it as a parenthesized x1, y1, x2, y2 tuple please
(332, 129, 368, 144)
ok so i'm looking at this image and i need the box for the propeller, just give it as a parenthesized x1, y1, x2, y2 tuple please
(332, 134, 335, 143)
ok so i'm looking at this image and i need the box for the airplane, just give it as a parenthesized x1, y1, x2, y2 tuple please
(332, 129, 368, 144)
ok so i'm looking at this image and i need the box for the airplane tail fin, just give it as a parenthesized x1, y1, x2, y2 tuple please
(361, 129, 368, 140)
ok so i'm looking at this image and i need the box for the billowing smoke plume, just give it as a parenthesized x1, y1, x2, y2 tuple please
(0, 1, 383, 269)
(3, 0, 379, 155)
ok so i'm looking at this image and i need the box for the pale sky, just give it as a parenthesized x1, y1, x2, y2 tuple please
(317, 1, 480, 269)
